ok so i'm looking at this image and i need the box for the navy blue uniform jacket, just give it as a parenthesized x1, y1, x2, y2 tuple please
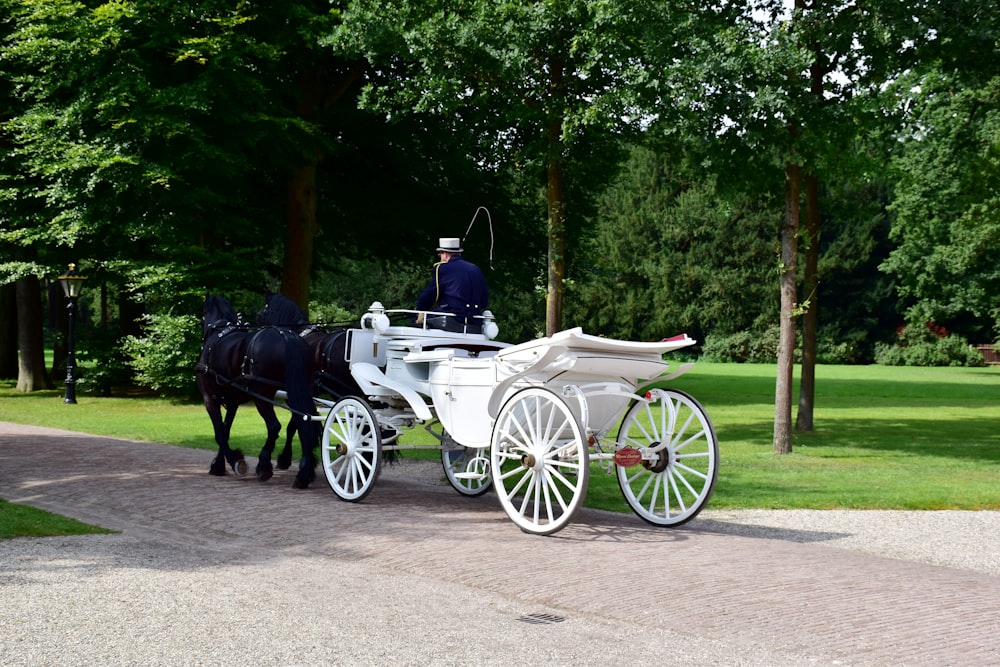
(415, 256, 489, 325)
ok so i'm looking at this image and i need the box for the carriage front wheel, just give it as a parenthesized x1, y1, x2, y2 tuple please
(321, 396, 382, 502)
(490, 387, 589, 535)
(616, 388, 718, 526)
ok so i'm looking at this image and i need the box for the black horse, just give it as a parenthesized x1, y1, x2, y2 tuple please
(196, 294, 319, 489)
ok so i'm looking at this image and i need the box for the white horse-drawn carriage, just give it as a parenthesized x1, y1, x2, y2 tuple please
(310, 302, 719, 535)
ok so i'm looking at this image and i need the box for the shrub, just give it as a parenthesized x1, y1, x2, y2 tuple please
(701, 326, 781, 363)
(309, 301, 355, 326)
(874, 324, 986, 367)
(122, 313, 202, 394)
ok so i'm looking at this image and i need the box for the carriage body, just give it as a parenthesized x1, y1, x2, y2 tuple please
(317, 302, 719, 535)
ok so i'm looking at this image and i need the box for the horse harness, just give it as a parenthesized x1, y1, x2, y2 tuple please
(196, 320, 289, 394)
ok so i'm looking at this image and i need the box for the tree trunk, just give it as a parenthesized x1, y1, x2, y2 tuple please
(774, 162, 800, 454)
(0, 283, 18, 378)
(545, 56, 566, 337)
(119, 291, 144, 339)
(277, 59, 363, 318)
(796, 170, 820, 432)
(282, 159, 319, 315)
(546, 141, 566, 337)
(15, 275, 51, 392)
(797, 4, 826, 433)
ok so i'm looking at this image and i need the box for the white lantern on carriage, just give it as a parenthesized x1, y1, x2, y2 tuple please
(363, 301, 391, 333)
(480, 310, 499, 340)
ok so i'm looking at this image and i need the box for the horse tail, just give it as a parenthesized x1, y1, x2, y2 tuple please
(282, 330, 318, 455)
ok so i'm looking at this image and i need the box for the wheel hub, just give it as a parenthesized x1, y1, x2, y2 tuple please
(642, 443, 671, 473)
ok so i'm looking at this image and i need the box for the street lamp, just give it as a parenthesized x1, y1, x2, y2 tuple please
(57, 263, 87, 404)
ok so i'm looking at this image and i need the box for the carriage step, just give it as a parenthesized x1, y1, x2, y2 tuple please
(452, 471, 489, 481)
(453, 455, 490, 481)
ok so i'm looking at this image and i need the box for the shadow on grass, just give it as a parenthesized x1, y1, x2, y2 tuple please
(717, 417, 1000, 463)
(672, 365, 1000, 407)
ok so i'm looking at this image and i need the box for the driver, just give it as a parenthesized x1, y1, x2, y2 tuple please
(415, 237, 489, 333)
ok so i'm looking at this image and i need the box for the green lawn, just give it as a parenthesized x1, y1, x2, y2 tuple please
(665, 363, 1000, 510)
(0, 499, 116, 539)
(2, 362, 998, 538)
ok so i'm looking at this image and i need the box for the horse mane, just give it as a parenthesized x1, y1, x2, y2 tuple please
(258, 291, 309, 327)
(203, 293, 241, 327)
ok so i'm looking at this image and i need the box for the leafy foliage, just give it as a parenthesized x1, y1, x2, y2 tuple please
(121, 313, 201, 395)
(883, 68, 1000, 342)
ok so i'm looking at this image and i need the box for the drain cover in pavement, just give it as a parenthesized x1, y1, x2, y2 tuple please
(518, 613, 566, 625)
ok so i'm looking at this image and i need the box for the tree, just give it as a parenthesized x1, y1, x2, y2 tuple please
(881, 0, 1000, 343)
(334, 0, 711, 335)
(883, 73, 1000, 342)
(567, 143, 778, 343)
(671, 0, 918, 451)
(0, 0, 371, 310)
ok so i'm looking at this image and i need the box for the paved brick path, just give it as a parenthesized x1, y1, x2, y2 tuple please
(1, 422, 998, 666)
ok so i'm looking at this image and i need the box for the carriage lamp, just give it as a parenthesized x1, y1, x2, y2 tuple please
(480, 310, 499, 340)
(57, 263, 87, 404)
(365, 301, 391, 333)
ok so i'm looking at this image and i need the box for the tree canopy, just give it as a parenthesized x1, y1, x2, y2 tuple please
(1, 0, 995, 401)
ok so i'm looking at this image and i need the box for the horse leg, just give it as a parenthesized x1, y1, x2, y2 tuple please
(292, 414, 319, 489)
(276, 418, 296, 470)
(207, 403, 246, 476)
(222, 406, 249, 475)
(255, 401, 281, 482)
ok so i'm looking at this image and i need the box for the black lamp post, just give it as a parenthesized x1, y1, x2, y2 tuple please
(57, 263, 87, 404)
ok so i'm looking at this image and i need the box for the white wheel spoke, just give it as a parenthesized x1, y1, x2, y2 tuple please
(668, 469, 689, 513)
(517, 473, 537, 517)
(542, 467, 570, 513)
(646, 473, 664, 516)
(675, 461, 709, 481)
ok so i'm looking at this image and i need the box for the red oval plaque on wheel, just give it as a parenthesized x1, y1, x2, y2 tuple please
(614, 447, 643, 467)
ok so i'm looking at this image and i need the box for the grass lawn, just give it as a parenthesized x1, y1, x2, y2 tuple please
(0, 499, 116, 539)
(2, 362, 998, 536)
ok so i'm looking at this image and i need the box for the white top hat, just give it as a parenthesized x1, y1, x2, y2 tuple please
(436, 237, 463, 253)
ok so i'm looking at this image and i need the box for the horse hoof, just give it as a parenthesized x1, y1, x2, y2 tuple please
(233, 459, 248, 477)
(291, 479, 309, 490)
(209, 456, 227, 476)
(257, 468, 273, 482)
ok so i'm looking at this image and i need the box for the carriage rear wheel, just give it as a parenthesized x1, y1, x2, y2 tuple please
(616, 388, 718, 526)
(321, 396, 382, 502)
(490, 387, 589, 535)
(442, 446, 493, 497)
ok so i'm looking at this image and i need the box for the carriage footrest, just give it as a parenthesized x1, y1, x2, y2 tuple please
(453, 471, 489, 481)
(452, 455, 490, 481)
